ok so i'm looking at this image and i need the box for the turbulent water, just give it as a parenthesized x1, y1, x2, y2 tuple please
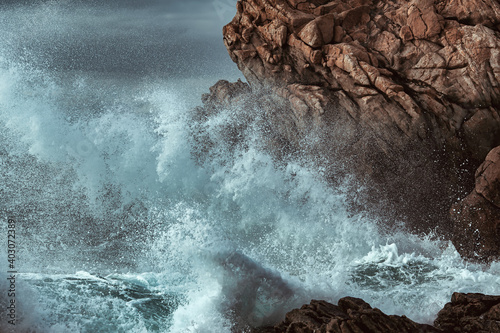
(1, 2, 500, 333)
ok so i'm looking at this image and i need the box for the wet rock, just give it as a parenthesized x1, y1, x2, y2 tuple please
(451, 146, 500, 261)
(255, 293, 500, 332)
(267, 298, 441, 332)
(200, 79, 250, 108)
(434, 293, 500, 332)
(221, 0, 500, 259)
(223, 0, 500, 164)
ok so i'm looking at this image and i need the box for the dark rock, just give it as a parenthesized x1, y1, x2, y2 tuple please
(451, 146, 500, 261)
(269, 298, 441, 332)
(254, 294, 500, 332)
(434, 293, 500, 332)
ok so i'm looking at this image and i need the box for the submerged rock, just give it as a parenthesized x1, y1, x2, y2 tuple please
(217, 0, 500, 259)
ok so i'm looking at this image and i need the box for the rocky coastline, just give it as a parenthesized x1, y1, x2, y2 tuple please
(192, 0, 500, 330)
(195, 0, 500, 261)
(214, 0, 500, 260)
(256, 293, 500, 332)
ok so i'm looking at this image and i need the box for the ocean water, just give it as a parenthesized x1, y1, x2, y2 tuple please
(1, 2, 500, 333)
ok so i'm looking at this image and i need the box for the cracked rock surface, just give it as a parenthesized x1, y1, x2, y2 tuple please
(434, 293, 500, 333)
(271, 298, 440, 332)
(219, 0, 500, 259)
(256, 293, 500, 332)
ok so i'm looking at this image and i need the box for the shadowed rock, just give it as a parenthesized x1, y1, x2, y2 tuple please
(451, 146, 500, 261)
(254, 293, 500, 332)
(434, 293, 500, 333)
(257, 298, 441, 332)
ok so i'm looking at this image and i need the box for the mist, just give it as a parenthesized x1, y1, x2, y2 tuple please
(0, 0, 241, 79)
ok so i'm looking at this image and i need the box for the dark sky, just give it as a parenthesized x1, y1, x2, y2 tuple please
(0, 0, 242, 79)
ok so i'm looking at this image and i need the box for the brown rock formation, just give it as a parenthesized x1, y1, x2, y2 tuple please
(224, 0, 500, 164)
(218, 0, 500, 257)
(255, 294, 500, 332)
(271, 298, 440, 332)
(434, 293, 500, 332)
(451, 146, 500, 261)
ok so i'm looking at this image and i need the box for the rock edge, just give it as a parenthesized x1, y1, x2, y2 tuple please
(255, 293, 500, 332)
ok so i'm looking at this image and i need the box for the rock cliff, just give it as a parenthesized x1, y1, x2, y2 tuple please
(214, 0, 500, 260)
(223, 0, 500, 162)
(189, 0, 500, 330)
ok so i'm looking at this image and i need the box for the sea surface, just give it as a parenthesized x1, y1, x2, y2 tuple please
(1, 2, 500, 332)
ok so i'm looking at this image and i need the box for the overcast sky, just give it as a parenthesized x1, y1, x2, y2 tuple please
(0, 0, 242, 79)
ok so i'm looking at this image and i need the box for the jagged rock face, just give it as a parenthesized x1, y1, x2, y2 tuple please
(222, 0, 500, 256)
(255, 293, 500, 333)
(262, 298, 441, 332)
(451, 146, 500, 261)
(434, 293, 500, 332)
(224, 0, 500, 163)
